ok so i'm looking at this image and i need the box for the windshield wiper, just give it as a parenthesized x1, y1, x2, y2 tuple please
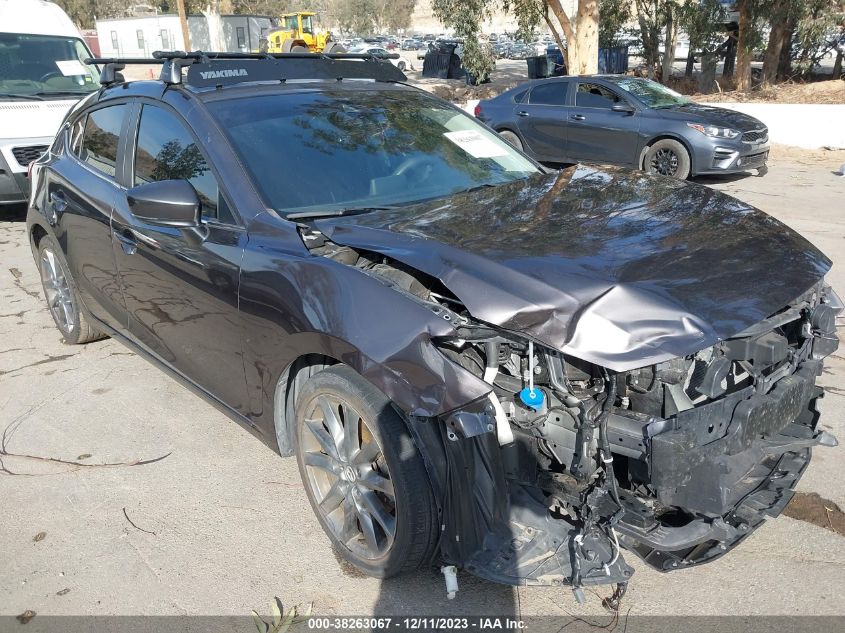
(0, 93, 44, 101)
(286, 206, 397, 220)
(33, 90, 92, 97)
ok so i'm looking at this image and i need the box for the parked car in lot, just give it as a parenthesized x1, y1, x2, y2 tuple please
(28, 52, 839, 595)
(476, 75, 770, 179)
(0, 0, 101, 207)
(347, 45, 407, 71)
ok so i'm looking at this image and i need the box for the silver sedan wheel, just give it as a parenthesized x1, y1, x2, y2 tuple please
(39, 247, 75, 334)
(299, 394, 397, 560)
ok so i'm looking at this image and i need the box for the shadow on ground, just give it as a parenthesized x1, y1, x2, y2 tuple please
(1, 203, 27, 222)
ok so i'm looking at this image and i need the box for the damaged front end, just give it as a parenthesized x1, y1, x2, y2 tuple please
(428, 282, 840, 593)
(298, 205, 840, 595)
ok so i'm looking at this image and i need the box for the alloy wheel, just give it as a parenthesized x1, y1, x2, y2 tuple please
(39, 247, 75, 334)
(299, 394, 397, 559)
(650, 148, 679, 176)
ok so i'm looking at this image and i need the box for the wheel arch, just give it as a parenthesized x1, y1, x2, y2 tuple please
(269, 329, 490, 457)
(30, 222, 48, 253)
(640, 133, 697, 176)
(273, 352, 340, 456)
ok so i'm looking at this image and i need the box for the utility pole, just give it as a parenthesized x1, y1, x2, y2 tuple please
(176, 0, 191, 51)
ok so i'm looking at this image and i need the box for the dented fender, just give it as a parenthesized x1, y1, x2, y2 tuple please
(238, 212, 493, 445)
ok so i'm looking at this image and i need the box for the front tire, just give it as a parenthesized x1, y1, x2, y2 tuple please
(293, 365, 438, 578)
(643, 139, 691, 179)
(37, 236, 105, 344)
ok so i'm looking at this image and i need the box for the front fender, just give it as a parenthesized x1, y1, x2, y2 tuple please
(239, 213, 492, 442)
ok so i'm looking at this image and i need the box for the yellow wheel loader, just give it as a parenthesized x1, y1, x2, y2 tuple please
(261, 12, 342, 54)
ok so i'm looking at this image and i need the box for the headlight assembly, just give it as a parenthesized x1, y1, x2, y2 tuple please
(687, 122, 741, 139)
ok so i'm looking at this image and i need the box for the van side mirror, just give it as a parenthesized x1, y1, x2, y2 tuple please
(127, 180, 201, 228)
(612, 102, 635, 114)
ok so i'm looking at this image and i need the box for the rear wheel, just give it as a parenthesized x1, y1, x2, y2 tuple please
(37, 236, 105, 344)
(498, 129, 523, 151)
(643, 139, 691, 179)
(293, 365, 438, 578)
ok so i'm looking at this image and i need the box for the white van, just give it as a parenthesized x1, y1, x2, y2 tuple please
(0, 0, 101, 206)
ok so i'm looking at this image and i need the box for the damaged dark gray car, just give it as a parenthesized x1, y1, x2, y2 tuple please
(27, 55, 840, 599)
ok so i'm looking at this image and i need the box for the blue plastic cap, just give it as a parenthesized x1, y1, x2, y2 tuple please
(519, 387, 546, 411)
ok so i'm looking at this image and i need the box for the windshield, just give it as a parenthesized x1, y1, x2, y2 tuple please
(613, 78, 690, 108)
(206, 89, 540, 215)
(0, 33, 100, 98)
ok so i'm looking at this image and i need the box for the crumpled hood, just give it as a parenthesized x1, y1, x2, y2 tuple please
(657, 102, 766, 131)
(315, 166, 830, 371)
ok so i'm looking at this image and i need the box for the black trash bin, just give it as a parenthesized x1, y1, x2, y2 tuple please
(526, 55, 553, 79)
(422, 51, 453, 78)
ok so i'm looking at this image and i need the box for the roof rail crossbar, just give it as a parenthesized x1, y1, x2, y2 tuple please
(86, 51, 407, 89)
(85, 57, 166, 87)
(152, 51, 200, 85)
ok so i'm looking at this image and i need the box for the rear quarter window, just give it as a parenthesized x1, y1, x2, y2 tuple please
(79, 105, 128, 178)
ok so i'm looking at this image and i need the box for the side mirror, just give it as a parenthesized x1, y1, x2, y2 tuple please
(127, 180, 201, 228)
(612, 102, 635, 114)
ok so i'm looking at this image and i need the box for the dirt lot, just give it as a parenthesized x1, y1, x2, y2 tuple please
(1, 150, 845, 622)
(688, 78, 845, 104)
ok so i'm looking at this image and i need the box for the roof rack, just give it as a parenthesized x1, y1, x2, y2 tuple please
(84, 50, 407, 89)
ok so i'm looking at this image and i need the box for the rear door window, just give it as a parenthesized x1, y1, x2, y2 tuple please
(80, 104, 128, 178)
(528, 82, 568, 106)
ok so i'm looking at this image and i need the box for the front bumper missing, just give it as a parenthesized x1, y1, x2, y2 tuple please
(612, 360, 835, 571)
(434, 357, 834, 587)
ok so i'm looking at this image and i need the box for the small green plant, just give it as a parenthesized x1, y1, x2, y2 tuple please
(251, 598, 312, 633)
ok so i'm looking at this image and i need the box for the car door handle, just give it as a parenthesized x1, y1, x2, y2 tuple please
(516, 110, 529, 117)
(570, 114, 586, 121)
(49, 191, 68, 213)
(113, 229, 137, 255)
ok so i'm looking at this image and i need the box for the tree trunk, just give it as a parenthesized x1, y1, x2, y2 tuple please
(834, 50, 843, 79)
(699, 53, 717, 94)
(574, 0, 599, 75)
(735, 0, 753, 91)
(547, 0, 600, 76)
(777, 21, 795, 80)
(762, 2, 790, 85)
(661, 6, 676, 84)
(546, 0, 577, 76)
(636, 8, 660, 77)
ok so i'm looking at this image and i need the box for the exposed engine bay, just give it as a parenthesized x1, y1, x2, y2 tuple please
(301, 225, 841, 596)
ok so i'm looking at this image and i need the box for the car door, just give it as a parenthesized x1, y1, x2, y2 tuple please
(110, 101, 248, 410)
(513, 80, 571, 162)
(44, 102, 131, 332)
(566, 81, 640, 166)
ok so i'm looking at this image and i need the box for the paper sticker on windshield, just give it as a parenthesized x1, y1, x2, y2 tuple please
(55, 60, 87, 76)
(444, 130, 509, 158)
